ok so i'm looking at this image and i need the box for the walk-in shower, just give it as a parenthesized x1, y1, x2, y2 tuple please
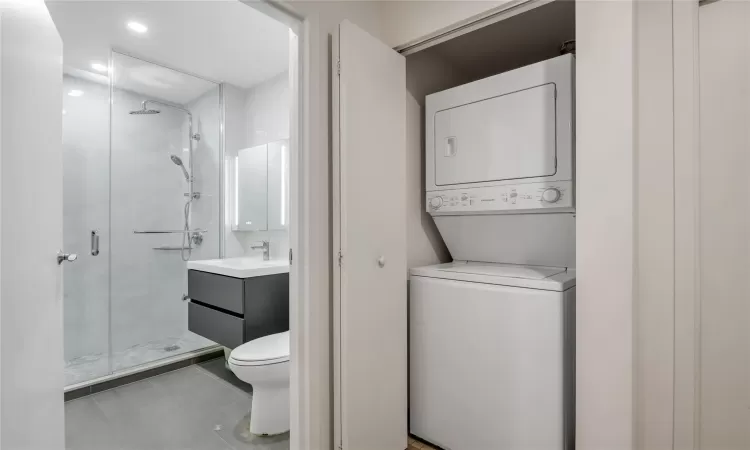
(62, 52, 223, 388)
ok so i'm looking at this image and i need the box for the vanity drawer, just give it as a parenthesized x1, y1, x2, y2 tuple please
(188, 270, 244, 314)
(188, 302, 244, 349)
(244, 273, 289, 340)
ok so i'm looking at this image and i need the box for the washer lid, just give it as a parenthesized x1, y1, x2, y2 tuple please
(410, 261, 576, 291)
(436, 262, 566, 279)
(230, 330, 289, 363)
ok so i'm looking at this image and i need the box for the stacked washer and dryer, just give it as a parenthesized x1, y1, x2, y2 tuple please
(410, 54, 576, 450)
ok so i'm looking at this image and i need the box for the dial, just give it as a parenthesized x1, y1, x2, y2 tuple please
(429, 196, 443, 209)
(541, 188, 561, 203)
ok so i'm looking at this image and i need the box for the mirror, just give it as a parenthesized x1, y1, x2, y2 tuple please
(232, 139, 289, 231)
(235, 144, 267, 231)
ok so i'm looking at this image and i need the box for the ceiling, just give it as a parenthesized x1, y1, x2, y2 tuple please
(427, 0, 575, 83)
(47, 0, 290, 104)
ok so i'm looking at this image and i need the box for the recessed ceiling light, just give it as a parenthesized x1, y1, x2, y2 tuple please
(67, 90, 83, 97)
(127, 21, 148, 33)
(91, 62, 108, 73)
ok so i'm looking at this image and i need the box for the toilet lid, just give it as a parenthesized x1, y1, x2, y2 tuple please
(230, 330, 290, 364)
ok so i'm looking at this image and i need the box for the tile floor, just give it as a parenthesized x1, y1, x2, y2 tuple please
(65, 332, 217, 386)
(65, 357, 288, 450)
(407, 437, 439, 450)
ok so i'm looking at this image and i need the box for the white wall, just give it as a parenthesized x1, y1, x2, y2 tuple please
(223, 82, 247, 258)
(223, 72, 291, 261)
(404, 50, 465, 271)
(238, 72, 290, 261)
(245, 72, 290, 147)
(187, 85, 223, 264)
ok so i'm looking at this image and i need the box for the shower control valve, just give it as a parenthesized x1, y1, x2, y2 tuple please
(57, 250, 78, 265)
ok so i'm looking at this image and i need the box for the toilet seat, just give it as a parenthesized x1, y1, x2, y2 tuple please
(229, 330, 290, 366)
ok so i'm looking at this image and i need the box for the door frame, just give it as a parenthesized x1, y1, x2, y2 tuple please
(576, 1, 691, 448)
(672, 1, 701, 448)
(241, 2, 327, 449)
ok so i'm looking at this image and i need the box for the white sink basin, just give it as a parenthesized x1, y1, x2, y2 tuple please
(186, 257, 289, 278)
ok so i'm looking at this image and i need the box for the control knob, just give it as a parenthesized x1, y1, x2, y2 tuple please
(541, 188, 561, 203)
(429, 196, 443, 209)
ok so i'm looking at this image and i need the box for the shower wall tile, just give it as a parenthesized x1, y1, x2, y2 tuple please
(223, 84, 248, 259)
(110, 86, 189, 353)
(187, 86, 222, 265)
(244, 72, 290, 149)
(224, 73, 291, 259)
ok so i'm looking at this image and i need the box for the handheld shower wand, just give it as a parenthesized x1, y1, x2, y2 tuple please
(170, 154, 191, 182)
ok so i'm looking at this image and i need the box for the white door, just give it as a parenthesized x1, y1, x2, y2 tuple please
(0, 2, 65, 449)
(333, 20, 407, 450)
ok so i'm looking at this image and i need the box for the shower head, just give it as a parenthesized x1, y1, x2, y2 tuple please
(170, 154, 190, 182)
(129, 108, 160, 115)
(129, 101, 160, 115)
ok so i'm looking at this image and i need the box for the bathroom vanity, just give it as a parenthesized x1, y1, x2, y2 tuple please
(186, 258, 289, 349)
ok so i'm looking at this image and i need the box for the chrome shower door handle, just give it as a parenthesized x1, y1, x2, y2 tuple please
(57, 251, 77, 265)
(91, 230, 100, 256)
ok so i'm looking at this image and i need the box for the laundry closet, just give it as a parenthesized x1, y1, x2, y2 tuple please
(333, 2, 577, 450)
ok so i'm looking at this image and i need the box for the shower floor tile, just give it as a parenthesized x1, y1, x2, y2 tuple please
(65, 359, 288, 450)
(65, 332, 216, 386)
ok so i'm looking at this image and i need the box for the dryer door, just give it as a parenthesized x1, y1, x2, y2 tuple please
(434, 83, 557, 186)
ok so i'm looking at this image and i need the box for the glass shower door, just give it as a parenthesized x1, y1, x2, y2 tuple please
(62, 74, 111, 386)
(62, 52, 222, 388)
(109, 52, 220, 373)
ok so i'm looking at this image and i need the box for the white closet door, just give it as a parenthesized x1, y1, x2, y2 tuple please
(333, 20, 407, 450)
(0, 2, 64, 448)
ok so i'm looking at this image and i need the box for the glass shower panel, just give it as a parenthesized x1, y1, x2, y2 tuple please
(109, 52, 219, 372)
(62, 74, 111, 386)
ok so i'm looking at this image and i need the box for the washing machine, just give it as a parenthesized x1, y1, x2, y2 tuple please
(409, 262, 575, 450)
(410, 54, 576, 449)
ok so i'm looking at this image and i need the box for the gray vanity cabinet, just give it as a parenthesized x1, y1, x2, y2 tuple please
(187, 270, 289, 348)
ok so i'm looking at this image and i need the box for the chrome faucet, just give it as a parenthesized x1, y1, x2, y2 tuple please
(251, 240, 270, 261)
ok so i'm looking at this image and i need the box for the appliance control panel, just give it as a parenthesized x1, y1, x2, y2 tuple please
(426, 181, 574, 214)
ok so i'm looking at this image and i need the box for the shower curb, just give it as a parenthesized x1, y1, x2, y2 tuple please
(64, 348, 224, 402)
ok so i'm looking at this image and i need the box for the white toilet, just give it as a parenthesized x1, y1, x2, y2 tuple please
(228, 330, 290, 436)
